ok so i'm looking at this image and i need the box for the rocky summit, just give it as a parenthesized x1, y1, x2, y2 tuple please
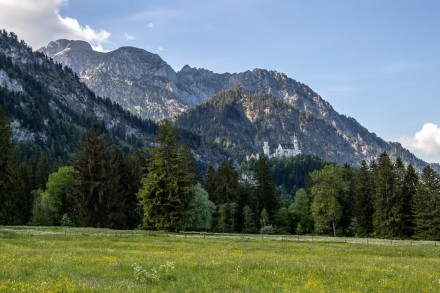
(37, 39, 438, 171)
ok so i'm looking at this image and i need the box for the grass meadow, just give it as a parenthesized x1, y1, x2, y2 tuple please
(1, 227, 440, 292)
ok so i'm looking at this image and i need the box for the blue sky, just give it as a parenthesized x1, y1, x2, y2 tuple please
(1, 0, 440, 162)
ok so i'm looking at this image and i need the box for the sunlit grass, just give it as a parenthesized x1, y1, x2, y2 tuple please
(1, 226, 440, 292)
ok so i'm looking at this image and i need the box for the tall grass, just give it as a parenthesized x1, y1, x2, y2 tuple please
(1, 226, 439, 292)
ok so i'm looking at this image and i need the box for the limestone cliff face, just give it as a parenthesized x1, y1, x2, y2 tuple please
(39, 39, 436, 170)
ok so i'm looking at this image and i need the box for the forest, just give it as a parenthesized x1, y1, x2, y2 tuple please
(1, 107, 439, 241)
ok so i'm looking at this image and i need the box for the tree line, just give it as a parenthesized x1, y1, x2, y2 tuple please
(1, 108, 439, 240)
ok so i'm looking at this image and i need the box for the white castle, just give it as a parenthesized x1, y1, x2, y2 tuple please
(246, 135, 302, 161)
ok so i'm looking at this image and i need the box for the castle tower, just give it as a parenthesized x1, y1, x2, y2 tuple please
(263, 142, 270, 157)
(293, 134, 300, 150)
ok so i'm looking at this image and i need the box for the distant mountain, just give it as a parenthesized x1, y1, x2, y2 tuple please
(175, 90, 434, 171)
(0, 30, 225, 168)
(39, 38, 437, 171)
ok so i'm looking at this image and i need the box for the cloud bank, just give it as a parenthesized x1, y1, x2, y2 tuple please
(0, 0, 110, 51)
(401, 123, 440, 159)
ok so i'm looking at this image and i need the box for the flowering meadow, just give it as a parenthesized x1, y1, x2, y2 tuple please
(1, 227, 440, 292)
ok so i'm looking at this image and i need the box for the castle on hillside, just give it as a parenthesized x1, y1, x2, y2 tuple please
(246, 135, 302, 161)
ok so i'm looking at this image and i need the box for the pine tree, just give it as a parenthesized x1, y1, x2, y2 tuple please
(204, 165, 217, 201)
(353, 160, 374, 237)
(214, 161, 239, 204)
(401, 164, 418, 237)
(137, 120, 197, 231)
(373, 152, 401, 238)
(70, 123, 111, 227)
(36, 152, 50, 190)
(255, 156, 280, 219)
(413, 165, 440, 240)
(339, 163, 355, 235)
(0, 108, 21, 224)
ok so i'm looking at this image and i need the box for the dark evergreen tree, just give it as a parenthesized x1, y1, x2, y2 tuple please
(413, 165, 440, 240)
(339, 163, 355, 235)
(0, 108, 22, 224)
(373, 152, 401, 238)
(401, 164, 418, 237)
(137, 120, 197, 231)
(353, 160, 374, 237)
(255, 156, 280, 220)
(204, 165, 217, 201)
(213, 161, 239, 204)
(70, 123, 111, 227)
(123, 149, 146, 229)
(36, 152, 50, 189)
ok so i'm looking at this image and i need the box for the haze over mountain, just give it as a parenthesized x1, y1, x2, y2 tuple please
(38, 39, 438, 171)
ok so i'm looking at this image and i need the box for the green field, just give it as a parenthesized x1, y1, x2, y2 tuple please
(1, 227, 440, 292)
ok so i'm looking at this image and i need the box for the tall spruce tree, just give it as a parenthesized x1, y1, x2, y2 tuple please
(70, 123, 111, 227)
(373, 152, 401, 238)
(137, 120, 197, 231)
(0, 108, 21, 224)
(255, 155, 280, 220)
(353, 160, 374, 237)
(413, 165, 440, 240)
(401, 164, 418, 237)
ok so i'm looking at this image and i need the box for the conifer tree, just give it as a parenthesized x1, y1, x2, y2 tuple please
(413, 165, 440, 240)
(0, 108, 21, 224)
(255, 156, 280, 219)
(373, 152, 400, 238)
(401, 164, 418, 237)
(353, 160, 374, 236)
(137, 120, 197, 231)
(70, 123, 111, 227)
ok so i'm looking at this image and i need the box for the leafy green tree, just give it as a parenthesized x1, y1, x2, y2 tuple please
(373, 153, 401, 238)
(181, 183, 216, 231)
(137, 120, 197, 231)
(413, 165, 440, 240)
(32, 166, 76, 225)
(260, 208, 269, 228)
(353, 160, 374, 237)
(310, 164, 349, 236)
(273, 207, 290, 234)
(70, 123, 111, 227)
(289, 188, 314, 235)
(0, 108, 22, 224)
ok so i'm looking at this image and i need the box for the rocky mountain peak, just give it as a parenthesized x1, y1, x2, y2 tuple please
(39, 39, 93, 56)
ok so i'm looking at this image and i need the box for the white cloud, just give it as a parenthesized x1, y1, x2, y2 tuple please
(158, 46, 165, 52)
(147, 22, 155, 29)
(401, 123, 440, 157)
(124, 32, 134, 41)
(0, 0, 111, 50)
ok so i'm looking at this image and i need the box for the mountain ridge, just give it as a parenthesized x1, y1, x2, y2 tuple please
(37, 38, 439, 171)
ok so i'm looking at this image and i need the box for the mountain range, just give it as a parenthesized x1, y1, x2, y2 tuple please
(38, 38, 434, 171)
(0, 30, 223, 167)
